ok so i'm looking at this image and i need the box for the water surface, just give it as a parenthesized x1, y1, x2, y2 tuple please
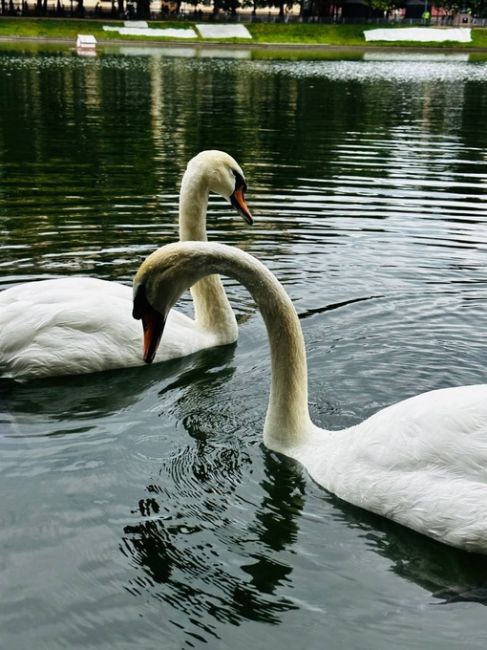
(1, 45, 487, 649)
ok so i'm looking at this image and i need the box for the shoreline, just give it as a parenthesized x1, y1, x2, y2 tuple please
(2, 34, 487, 53)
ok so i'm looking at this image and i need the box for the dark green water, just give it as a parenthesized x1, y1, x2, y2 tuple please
(1, 45, 487, 649)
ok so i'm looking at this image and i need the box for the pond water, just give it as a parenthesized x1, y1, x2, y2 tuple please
(1, 44, 487, 649)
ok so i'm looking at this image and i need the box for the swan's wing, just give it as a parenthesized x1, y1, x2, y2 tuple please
(0, 277, 212, 379)
(301, 385, 487, 552)
(0, 278, 141, 378)
(355, 385, 487, 479)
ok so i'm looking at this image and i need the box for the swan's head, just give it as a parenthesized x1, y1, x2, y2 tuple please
(186, 150, 253, 225)
(133, 242, 224, 363)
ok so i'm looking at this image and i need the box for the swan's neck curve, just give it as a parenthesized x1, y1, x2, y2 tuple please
(251, 263, 314, 450)
(177, 245, 315, 449)
(178, 167, 237, 342)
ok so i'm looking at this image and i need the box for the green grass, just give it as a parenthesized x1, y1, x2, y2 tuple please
(248, 23, 487, 49)
(248, 22, 487, 49)
(472, 28, 487, 47)
(0, 17, 486, 49)
(248, 23, 369, 46)
(0, 17, 197, 42)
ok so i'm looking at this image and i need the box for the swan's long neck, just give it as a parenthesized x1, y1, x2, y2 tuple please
(179, 168, 237, 341)
(187, 246, 314, 449)
(250, 263, 314, 450)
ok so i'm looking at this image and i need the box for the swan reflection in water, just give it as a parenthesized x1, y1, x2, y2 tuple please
(121, 347, 305, 641)
(122, 451, 305, 639)
(0, 344, 238, 432)
(122, 443, 487, 643)
(326, 494, 487, 605)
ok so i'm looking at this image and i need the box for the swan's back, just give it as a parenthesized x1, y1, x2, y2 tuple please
(0, 278, 140, 378)
(297, 385, 487, 553)
(0, 277, 206, 379)
(353, 385, 487, 478)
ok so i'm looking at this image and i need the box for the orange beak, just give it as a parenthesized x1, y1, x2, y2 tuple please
(231, 186, 253, 225)
(141, 308, 166, 364)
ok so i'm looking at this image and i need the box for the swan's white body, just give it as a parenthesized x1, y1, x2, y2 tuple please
(134, 241, 487, 554)
(294, 386, 487, 553)
(0, 277, 221, 378)
(0, 151, 251, 380)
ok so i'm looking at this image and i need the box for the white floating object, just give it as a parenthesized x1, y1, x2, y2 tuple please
(364, 27, 471, 43)
(117, 27, 196, 38)
(76, 34, 97, 49)
(196, 24, 252, 39)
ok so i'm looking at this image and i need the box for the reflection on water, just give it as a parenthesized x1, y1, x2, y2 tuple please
(363, 52, 470, 62)
(329, 493, 487, 605)
(0, 46, 487, 649)
(115, 46, 252, 59)
(121, 452, 303, 642)
(0, 345, 237, 436)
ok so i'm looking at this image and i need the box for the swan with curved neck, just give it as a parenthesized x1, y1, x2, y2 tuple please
(133, 241, 487, 554)
(0, 151, 252, 380)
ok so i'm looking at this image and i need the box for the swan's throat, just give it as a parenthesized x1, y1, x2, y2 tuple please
(179, 169, 237, 344)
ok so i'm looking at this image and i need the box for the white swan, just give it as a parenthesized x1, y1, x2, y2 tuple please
(0, 151, 252, 380)
(133, 241, 487, 554)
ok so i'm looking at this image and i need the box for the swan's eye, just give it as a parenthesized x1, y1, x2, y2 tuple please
(232, 169, 247, 192)
(133, 282, 167, 363)
(133, 283, 150, 321)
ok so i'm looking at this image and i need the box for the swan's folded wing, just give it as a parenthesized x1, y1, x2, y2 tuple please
(0, 277, 225, 379)
(298, 385, 487, 553)
(0, 278, 142, 378)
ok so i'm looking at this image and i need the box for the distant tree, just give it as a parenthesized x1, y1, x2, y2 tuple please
(265, 0, 286, 17)
(434, 0, 458, 13)
(305, 0, 335, 17)
(183, 0, 198, 13)
(222, 0, 240, 14)
(241, 0, 263, 15)
(468, 0, 487, 15)
(364, 0, 401, 16)
(135, 0, 150, 17)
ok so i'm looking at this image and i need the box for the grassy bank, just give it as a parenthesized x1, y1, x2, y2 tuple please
(1, 17, 487, 48)
(251, 23, 487, 48)
(0, 17, 186, 41)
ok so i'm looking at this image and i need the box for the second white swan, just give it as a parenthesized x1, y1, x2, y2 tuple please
(133, 241, 487, 555)
(0, 151, 252, 380)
